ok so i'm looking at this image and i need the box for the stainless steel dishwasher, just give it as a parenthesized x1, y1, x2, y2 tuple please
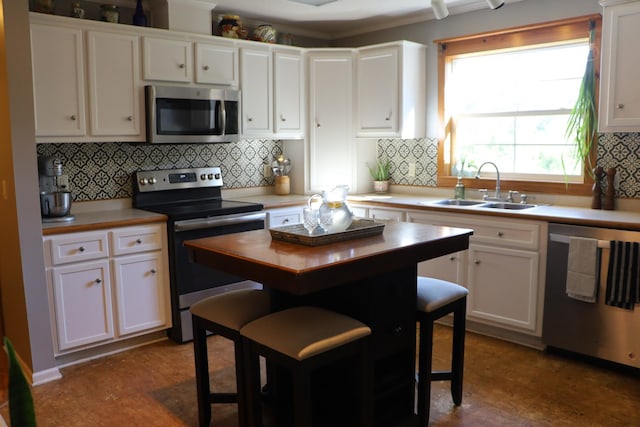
(543, 223, 640, 368)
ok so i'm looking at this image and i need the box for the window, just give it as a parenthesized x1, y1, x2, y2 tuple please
(436, 15, 602, 195)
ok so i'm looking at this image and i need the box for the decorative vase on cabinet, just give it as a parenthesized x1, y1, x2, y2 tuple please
(133, 0, 147, 26)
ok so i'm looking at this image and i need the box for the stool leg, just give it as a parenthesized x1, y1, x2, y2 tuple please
(451, 299, 466, 406)
(292, 365, 313, 427)
(358, 339, 374, 427)
(192, 317, 212, 427)
(417, 316, 434, 426)
(243, 339, 263, 427)
(234, 338, 248, 427)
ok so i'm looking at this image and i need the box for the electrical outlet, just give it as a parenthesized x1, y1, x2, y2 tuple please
(408, 163, 416, 177)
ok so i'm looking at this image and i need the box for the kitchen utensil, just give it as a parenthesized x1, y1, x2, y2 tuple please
(40, 190, 72, 217)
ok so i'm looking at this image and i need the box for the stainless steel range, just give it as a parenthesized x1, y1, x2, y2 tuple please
(132, 167, 265, 343)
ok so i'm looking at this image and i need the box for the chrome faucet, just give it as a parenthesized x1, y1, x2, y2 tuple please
(476, 161, 505, 201)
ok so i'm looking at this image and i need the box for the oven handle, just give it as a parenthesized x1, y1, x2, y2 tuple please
(174, 212, 266, 232)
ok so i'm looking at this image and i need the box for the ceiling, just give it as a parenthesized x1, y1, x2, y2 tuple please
(210, 0, 523, 40)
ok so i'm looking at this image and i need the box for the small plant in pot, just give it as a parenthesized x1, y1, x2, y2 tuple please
(368, 158, 391, 193)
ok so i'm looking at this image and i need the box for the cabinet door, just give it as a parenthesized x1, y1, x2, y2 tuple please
(308, 52, 354, 191)
(87, 31, 142, 137)
(30, 24, 86, 137)
(112, 252, 168, 336)
(240, 48, 273, 135)
(195, 42, 239, 86)
(418, 251, 467, 286)
(467, 244, 539, 332)
(51, 260, 114, 351)
(142, 37, 192, 82)
(368, 207, 405, 222)
(267, 207, 303, 228)
(274, 50, 304, 137)
(356, 46, 398, 135)
(599, 2, 640, 131)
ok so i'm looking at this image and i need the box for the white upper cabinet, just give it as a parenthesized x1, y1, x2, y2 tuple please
(240, 46, 274, 135)
(31, 23, 86, 137)
(142, 37, 192, 82)
(274, 48, 304, 138)
(195, 42, 239, 86)
(356, 41, 426, 139)
(599, 0, 640, 131)
(87, 31, 142, 137)
(308, 50, 355, 192)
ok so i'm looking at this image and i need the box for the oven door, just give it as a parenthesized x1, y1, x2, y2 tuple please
(169, 211, 265, 342)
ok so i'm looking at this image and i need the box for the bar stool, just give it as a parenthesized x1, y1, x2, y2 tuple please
(240, 306, 374, 427)
(416, 276, 468, 426)
(190, 289, 271, 427)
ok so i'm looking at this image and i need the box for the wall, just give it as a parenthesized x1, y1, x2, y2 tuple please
(335, 0, 640, 199)
(37, 139, 283, 201)
(0, 0, 56, 377)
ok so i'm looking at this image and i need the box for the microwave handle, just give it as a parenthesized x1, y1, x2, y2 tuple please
(219, 100, 226, 135)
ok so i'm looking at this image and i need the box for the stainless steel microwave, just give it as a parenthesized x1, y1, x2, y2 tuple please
(145, 85, 240, 143)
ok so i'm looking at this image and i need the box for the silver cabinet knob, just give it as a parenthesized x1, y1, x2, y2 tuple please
(474, 259, 481, 265)
(449, 255, 456, 261)
(178, 63, 185, 69)
(497, 231, 504, 237)
(126, 116, 133, 121)
(247, 117, 253, 122)
(95, 278, 102, 284)
(616, 103, 625, 109)
(203, 65, 209, 70)
(78, 246, 85, 252)
(136, 238, 142, 244)
(150, 268, 157, 274)
(70, 115, 77, 121)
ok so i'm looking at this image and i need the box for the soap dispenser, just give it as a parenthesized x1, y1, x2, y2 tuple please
(454, 177, 465, 200)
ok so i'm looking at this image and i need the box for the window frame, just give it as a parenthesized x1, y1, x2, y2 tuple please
(435, 14, 602, 196)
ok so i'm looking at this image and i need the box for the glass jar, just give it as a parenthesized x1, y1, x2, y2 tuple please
(101, 4, 119, 23)
(70, 2, 84, 18)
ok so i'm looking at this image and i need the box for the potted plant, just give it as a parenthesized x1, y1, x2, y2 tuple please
(4, 337, 37, 427)
(565, 20, 598, 181)
(368, 158, 391, 193)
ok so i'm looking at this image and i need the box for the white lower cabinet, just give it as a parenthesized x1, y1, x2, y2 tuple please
(266, 206, 303, 228)
(407, 210, 546, 336)
(44, 223, 171, 354)
(50, 259, 114, 351)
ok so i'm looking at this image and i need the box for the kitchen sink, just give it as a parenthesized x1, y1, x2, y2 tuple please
(430, 199, 488, 206)
(481, 202, 537, 210)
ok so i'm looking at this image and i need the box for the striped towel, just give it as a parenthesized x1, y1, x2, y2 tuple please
(605, 241, 640, 310)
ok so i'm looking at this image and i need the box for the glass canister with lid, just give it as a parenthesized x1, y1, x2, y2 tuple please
(101, 4, 120, 23)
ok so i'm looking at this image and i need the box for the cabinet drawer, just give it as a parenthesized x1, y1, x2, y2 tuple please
(267, 207, 303, 228)
(110, 225, 163, 256)
(47, 231, 109, 265)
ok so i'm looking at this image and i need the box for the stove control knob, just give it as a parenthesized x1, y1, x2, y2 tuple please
(139, 178, 148, 185)
(215, 173, 221, 180)
(207, 173, 214, 180)
(148, 177, 157, 184)
(200, 174, 206, 180)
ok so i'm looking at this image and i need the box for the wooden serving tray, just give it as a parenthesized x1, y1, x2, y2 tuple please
(269, 219, 385, 246)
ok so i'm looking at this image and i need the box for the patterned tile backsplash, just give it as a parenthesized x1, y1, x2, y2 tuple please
(37, 132, 640, 201)
(37, 140, 283, 201)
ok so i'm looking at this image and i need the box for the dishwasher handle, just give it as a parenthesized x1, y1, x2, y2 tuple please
(549, 233, 610, 249)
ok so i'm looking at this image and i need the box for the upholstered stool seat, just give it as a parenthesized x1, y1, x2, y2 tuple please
(190, 289, 271, 427)
(416, 277, 468, 426)
(240, 306, 374, 427)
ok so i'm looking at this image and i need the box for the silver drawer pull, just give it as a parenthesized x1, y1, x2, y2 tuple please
(474, 259, 481, 265)
(449, 255, 456, 261)
(150, 268, 157, 274)
(497, 231, 504, 237)
(78, 246, 85, 252)
(70, 115, 77, 121)
(616, 103, 624, 109)
(178, 63, 185, 69)
(127, 116, 133, 121)
(95, 278, 102, 284)
(136, 238, 142, 244)
(203, 65, 209, 70)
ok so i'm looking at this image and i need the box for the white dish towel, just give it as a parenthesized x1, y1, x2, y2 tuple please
(566, 236, 599, 302)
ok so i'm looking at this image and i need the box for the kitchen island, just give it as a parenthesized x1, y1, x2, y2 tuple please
(185, 221, 473, 426)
